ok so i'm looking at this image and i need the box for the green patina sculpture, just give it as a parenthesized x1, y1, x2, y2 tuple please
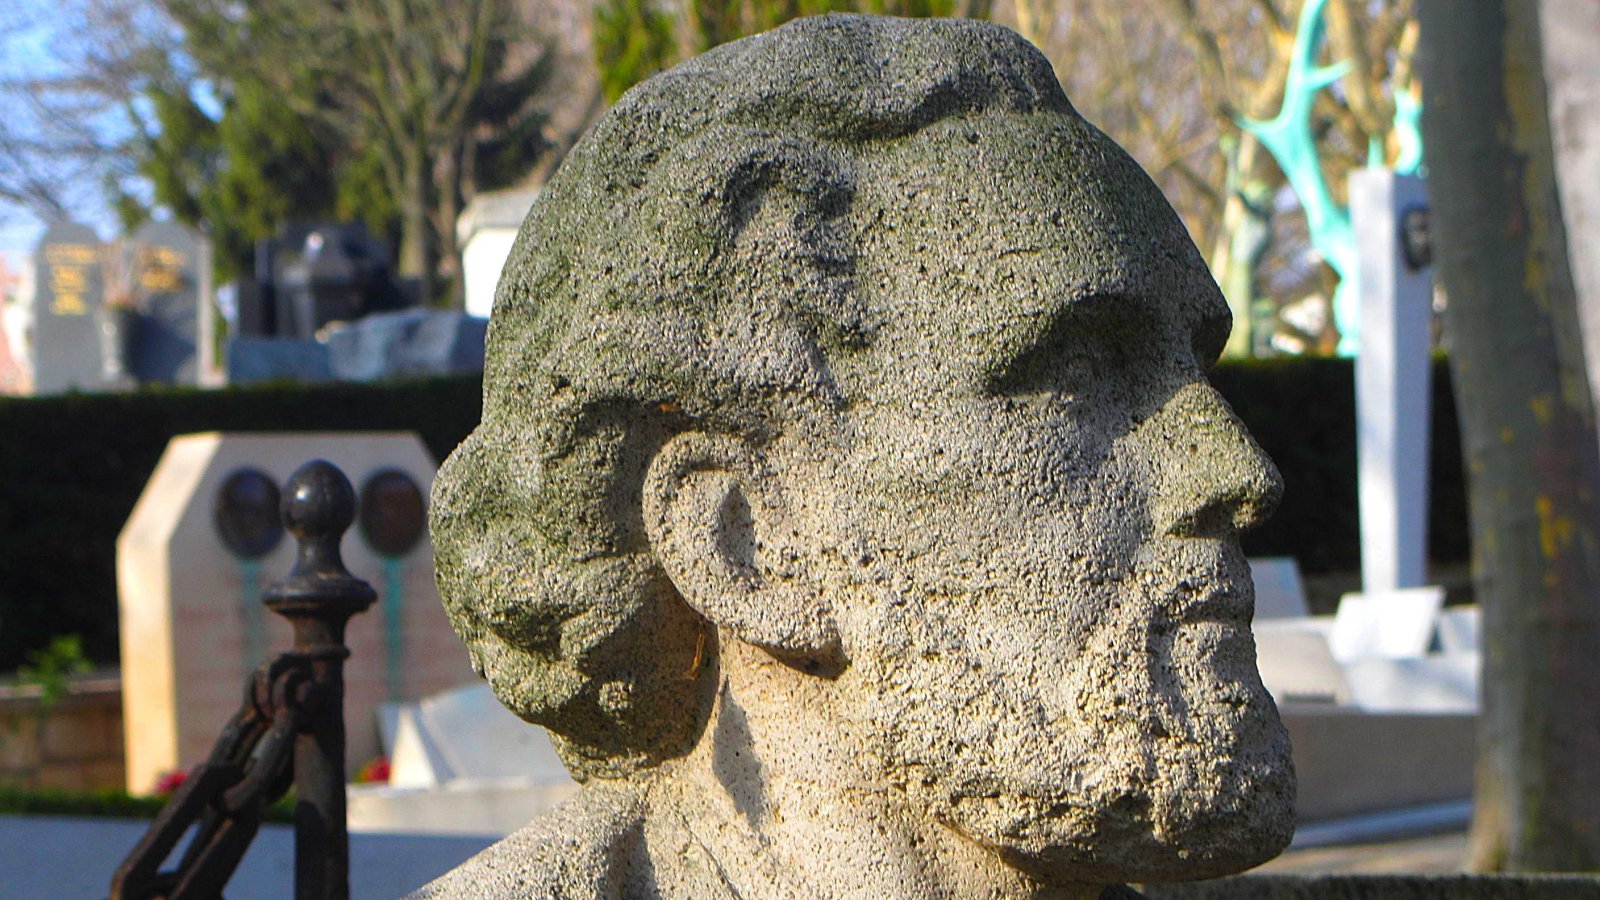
(1241, 0, 1423, 357)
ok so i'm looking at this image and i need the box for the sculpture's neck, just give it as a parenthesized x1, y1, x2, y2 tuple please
(648, 635, 1104, 900)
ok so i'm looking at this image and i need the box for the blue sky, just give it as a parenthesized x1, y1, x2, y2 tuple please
(1, 5, 54, 266)
(0, 0, 144, 271)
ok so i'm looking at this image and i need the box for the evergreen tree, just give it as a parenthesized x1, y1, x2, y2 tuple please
(594, 0, 967, 103)
(145, 0, 551, 304)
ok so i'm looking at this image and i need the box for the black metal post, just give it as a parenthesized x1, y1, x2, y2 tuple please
(263, 460, 376, 900)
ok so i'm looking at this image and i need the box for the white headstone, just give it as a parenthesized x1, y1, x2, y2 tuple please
(419, 684, 569, 784)
(1329, 586, 1444, 662)
(456, 189, 539, 319)
(1351, 169, 1434, 593)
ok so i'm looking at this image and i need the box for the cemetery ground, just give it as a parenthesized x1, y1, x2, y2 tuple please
(0, 806, 1476, 897)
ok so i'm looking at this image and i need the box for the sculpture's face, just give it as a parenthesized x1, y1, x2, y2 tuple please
(791, 113, 1295, 882)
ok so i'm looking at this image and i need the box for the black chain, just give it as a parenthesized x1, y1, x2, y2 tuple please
(110, 654, 317, 899)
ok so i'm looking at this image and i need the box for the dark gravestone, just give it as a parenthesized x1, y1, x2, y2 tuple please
(131, 220, 203, 385)
(31, 220, 105, 394)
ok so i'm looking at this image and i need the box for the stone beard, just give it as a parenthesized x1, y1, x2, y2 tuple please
(420, 13, 1295, 899)
(847, 539, 1290, 882)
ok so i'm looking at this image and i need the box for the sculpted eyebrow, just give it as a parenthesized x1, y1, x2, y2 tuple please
(984, 292, 1136, 395)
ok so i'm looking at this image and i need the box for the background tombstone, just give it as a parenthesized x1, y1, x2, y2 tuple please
(116, 432, 476, 794)
(456, 188, 539, 319)
(130, 220, 205, 386)
(1351, 169, 1434, 594)
(30, 220, 104, 394)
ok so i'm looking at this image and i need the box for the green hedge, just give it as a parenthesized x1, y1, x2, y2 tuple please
(0, 375, 482, 670)
(0, 783, 294, 822)
(0, 359, 1469, 671)
(1216, 355, 1468, 573)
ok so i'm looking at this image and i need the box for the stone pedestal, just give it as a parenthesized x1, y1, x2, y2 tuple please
(116, 432, 475, 794)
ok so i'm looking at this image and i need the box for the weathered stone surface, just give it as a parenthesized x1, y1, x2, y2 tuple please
(424, 13, 1293, 898)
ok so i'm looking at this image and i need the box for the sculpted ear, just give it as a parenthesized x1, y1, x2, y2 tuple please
(643, 432, 839, 657)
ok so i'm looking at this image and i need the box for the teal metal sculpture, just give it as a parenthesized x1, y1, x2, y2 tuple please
(1240, 0, 1421, 356)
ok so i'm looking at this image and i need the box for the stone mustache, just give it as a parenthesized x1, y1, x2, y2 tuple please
(420, 14, 1295, 899)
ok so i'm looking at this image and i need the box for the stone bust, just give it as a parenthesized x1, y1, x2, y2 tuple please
(419, 14, 1294, 899)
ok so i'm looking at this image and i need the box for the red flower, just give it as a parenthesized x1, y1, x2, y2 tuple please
(152, 769, 188, 796)
(355, 756, 391, 784)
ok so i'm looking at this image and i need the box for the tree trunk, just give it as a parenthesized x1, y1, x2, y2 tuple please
(398, 134, 436, 304)
(1417, 0, 1600, 872)
(433, 138, 466, 311)
(1210, 133, 1271, 359)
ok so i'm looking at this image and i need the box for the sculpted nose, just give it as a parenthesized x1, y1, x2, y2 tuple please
(1144, 382, 1282, 538)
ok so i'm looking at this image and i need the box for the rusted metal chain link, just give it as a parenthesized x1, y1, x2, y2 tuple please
(110, 656, 314, 899)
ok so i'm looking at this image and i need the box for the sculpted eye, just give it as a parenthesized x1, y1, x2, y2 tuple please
(984, 293, 1132, 399)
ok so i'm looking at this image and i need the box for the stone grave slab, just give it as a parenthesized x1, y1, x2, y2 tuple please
(387, 684, 572, 787)
(116, 432, 475, 793)
(1329, 587, 1445, 663)
(1342, 655, 1479, 714)
(323, 309, 487, 382)
(1434, 605, 1480, 655)
(1277, 706, 1476, 823)
(1252, 619, 1351, 706)
(1249, 556, 1311, 620)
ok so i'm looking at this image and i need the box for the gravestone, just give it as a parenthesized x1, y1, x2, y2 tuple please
(224, 311, 486, 385)
(323, 310, 487, 382)
(1252, 621, 1352, 706)
(1330, 586, 1445, 663)
(344, 683, 579, 836)
(1351, 169, 1433, 594)
(1248, 556, 1312, 620)
(116, 433, 475, 794)
(129, 220, 204, 386)
(1434, 605, 1480, 655)
(387, 684, 572, 788)
(456, 189, 539, 319)
(30, 220, 104, 394)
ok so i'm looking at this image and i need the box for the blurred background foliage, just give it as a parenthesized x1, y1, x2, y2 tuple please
(1, 0, 1418, 337)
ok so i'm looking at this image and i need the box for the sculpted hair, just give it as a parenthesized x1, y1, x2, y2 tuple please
(433, 15, 1073, 777)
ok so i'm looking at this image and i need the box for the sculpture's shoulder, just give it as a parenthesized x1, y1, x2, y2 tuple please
(407, 784, 650, 899)
(407, 783, 743, 899)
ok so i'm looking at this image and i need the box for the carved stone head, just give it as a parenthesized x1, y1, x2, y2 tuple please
(431, 14, 1294, 887)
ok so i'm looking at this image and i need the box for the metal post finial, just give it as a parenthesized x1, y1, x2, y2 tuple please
(265, 460, 376, 620)
(263, 459, 372, 900)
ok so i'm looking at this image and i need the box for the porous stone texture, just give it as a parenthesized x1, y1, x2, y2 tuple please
(423, 13, 1294, 898)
